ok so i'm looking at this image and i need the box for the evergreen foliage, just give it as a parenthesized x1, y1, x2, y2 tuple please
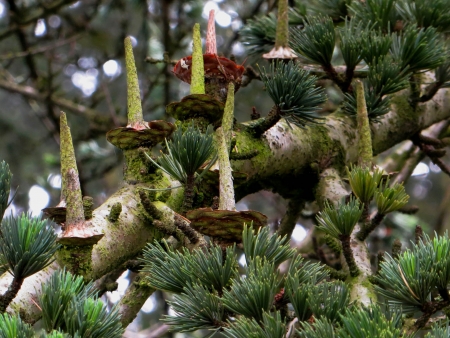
(146, 123, 217, 186)
(242, 225, 295, 266)
(376, 233, 450, 313)
(397, 0, 450, 32)
(39, 269, 96, 331)
(0, 214, 59, 279)
(360, 29, 392, 65)
(141, 241, 238, 293)
(222, 257, 280, 322)
(299, 317, 337, 338)
(0, 313, 34, 338)
(308, 0, 349, 21)
(223, 311, 286, 338)
(308, 281, 350, 323)
(258, 61, 326, 127)
(346, 166, 384, 204)
(343, 56, 410, 120)
(4, 0, 450, 336)
(349, 0, 398, 32)
(424, 320, 450, 338)
(163, 284, 225, 332)
(290, 15, 336, 66)
(339, 20, 365, 71)
(343, 84, 392, 120)
(316, 197, 363, 238)
(64, 298, 123, 338)
(339, 305, 405, 338)
(374, 178, 409, 214)
(240, 14, 277, 55)
(391, 25, 445, 73)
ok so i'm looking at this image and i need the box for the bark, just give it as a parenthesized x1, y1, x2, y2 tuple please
(2, 87, 450, 322)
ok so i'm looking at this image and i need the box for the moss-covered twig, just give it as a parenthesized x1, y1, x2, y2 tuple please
(356, 212, 385, 241)
(420, 82, 443, 102)
(0, 277, 24, 313)
(230, 149, 259, 160)
(139, 190, 162, 220)
(245, 105, 281, 138)
(174, 213, 201, 245)
(325, 266, 348, 280)
(118, 271, 156, 327)
(340, 234, 360, 277)
(324, 234, 342, 255)
(415, 225, 424, 244)
(277, 198, 304, 238)
(391, 239, 402, 260)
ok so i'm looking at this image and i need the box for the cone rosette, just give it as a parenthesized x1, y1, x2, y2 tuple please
(172, 10, 245, 103)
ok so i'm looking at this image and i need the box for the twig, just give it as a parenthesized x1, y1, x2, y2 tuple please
(0, 78, 120, 128)
(420, 82, 443, 102)
(118, 271, 156, 327)
(145, 56, 178, 65)
(277, 198, 304, 238)
(245, 105, 281, 137)
(340, 234, 360, 277)
(357, 212, 385, 241)
(0, 34, 83, 60)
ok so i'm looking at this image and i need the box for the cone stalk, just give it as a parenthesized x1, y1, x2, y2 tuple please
(60, 112, 84, 225)
(218, 83, 236, 211)
(206, 10, 217, 55)
(191, 24, 205, 95)
(124, 37, 143, 127)
(356, 81, 373, 168)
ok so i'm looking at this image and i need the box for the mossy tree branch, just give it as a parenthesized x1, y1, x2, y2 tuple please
(2, 85, 450, 323)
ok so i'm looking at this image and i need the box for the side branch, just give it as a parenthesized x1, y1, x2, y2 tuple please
(0, 78, 121, 129)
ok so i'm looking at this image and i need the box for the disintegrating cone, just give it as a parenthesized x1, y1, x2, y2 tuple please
(262, 46, 297, 60)
(42, 200, 67, 224)
(172, 12, 245, 102)
(186, 208, 267, 241)
(106, 120, 176, 150)
(107, 37, 176, 150)
(166, 94, 224, 124)
(59, 113, 104, 246)
(173, 54, 245, 91)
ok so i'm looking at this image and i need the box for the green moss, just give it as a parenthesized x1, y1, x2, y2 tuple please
(356, 81, 373, 168)
(124, 37, 143, 125)
(233, 128, 271, 169)
(56, 245, 94, 280)
(60, 112, 78, 201)
(190, 24, 205, 95)
(123, 150, 172, 188)
(375, 91, 422, 153)
(82, 196, 94, 219)
(108, 202, 122, 222)
(275, 0, 289, 49)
